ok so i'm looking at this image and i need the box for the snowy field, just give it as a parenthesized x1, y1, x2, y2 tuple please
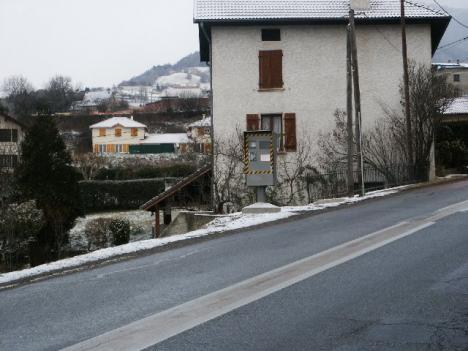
(0, 187, 407, 285)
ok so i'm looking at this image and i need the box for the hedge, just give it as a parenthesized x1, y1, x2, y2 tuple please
(94, 163, 197, 181)
(80, 178, 165, 213)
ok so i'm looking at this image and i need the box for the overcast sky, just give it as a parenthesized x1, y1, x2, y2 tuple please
(0, 0, 467, 89)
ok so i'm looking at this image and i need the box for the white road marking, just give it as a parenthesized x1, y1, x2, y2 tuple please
(62, 200, 468, 351)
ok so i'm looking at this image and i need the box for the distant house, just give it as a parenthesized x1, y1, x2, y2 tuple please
(90, 116, 193, 155)
(187, 116, 212, 154)
(0, 112, 26, 171)
(434, 62, 468, 95)
(90, 116, 147, 154)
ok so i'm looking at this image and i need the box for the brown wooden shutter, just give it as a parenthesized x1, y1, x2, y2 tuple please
(259, 51, 270, 89)
(94, 144, 99, 153)
(259, 50, 283, 89)
(284, 113, 297, 152)
(270, 50, 283, 88)
(246, 114, 260, 131)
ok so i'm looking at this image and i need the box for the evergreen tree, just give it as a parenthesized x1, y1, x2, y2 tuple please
(16, 115, 82, 265)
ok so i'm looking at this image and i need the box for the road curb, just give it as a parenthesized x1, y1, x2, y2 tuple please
(1, 176, 466, 290)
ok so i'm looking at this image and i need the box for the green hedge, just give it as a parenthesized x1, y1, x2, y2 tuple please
(94, 164, 197, 181)
(80, 178, 165, 213)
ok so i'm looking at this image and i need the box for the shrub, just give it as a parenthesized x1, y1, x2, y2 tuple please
(85, 217, 131, 250)
(0, 200, 45, 271)
(109, 219, 131, 246)
(85, 218, 111, 251)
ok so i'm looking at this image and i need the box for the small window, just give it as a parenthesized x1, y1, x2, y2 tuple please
(99, 128, 106, 137)
(454, 74, 461, 82)
(131, 128, 138, 137)
(99, 144, 107, 153)
(116, 144, 123, 153)
(262, 29, 281, 41)
(0, 129, 17, 142)
(115, 128, 122, 137)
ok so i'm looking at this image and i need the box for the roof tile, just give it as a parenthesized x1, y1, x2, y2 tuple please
(194, 0, 446, 22)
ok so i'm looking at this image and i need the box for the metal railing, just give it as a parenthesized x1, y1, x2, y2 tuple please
(304, 164, 429, 203)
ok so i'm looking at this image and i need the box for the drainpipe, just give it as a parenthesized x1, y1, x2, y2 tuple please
(200, 22, 215, 212)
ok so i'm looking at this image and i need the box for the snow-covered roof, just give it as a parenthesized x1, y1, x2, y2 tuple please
(89, 117, 147, 129)
(444, 96, 468, 115)
(194, 0, 446, 22)
(434, 62, 468, 70)
(188, 117, 212, 128)
(141, 133, 192, 144)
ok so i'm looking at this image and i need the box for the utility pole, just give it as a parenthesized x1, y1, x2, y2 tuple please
(400, 0, 414, 169)
(346, 25, 354, 196)
(349, 9, 365, 197)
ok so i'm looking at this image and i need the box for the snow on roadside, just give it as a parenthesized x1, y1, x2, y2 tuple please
(0, 186, 408, 285)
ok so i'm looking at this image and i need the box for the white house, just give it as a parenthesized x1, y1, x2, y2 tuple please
(90, 116, 194, 154)
(90, 116, 147, 153)
(187, 116, 212, 154)
(194, 0, 450, 204)
(0, 112, 26, 171)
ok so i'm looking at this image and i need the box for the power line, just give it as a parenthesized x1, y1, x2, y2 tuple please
(438, 35, 468, 50)
(430, 0, 468, 30)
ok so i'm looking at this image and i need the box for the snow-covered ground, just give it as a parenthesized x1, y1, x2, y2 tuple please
(0, 186, 409, 286)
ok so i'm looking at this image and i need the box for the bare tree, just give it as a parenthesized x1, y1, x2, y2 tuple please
(213, 127, 251, 213)
(73, 153, 105, 180)
(318, 63, 457, 182)
(269, 135, 314, 205)
(2, 76, 35, 120)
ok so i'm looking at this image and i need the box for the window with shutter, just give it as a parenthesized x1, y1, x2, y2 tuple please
(246, 114, 260, 131)
(131, 128, 138, 137)
(259, 50, 283, 90)
(99, 128, 106, 137)
(261, 114, 283, 151)
(284, 113, 297, 152)
(115, 128, 122, 137)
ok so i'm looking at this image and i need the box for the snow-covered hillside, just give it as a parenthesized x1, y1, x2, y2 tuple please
(155, 72, 202, 89)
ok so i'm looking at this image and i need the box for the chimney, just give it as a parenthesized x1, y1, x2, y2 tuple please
(130, 115, 134, 120)
(350, 0, 370, 11)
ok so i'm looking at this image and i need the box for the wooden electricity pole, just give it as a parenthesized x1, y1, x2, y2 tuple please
(349, 9, 365, 197)
(400, 0, 414, 168)
(346, 25, 354, 196)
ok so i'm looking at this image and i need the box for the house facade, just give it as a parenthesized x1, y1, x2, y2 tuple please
(0, 113, 25, 171)
(187, 116, 212, 154)
(90, 116, 194, 155)
(434, 62, 468, 95)
(194, 0, 450, 205)
(90, 117, 147, 154)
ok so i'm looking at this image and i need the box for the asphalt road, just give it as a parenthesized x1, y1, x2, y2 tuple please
(1, 180, 468, 351)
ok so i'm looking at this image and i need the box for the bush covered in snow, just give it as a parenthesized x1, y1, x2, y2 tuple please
(85, 217, 132, 251)
(85, 218, 111, 251)
(109, 219, 131, 246)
